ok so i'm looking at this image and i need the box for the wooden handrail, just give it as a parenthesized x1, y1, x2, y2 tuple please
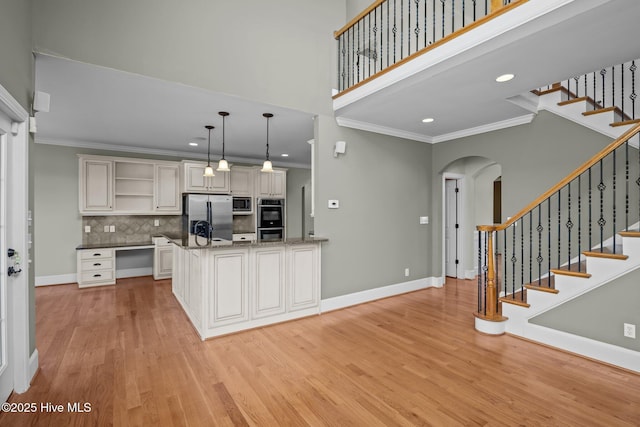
(477, 122, 640, 232)
(334, 0, 386, 39)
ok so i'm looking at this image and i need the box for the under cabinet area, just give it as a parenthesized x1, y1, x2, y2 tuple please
(79, 155, 180, 215)
(172, 240, 323, 340)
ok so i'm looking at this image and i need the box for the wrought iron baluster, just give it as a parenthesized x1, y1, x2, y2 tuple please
(462, 0, 466, 27)
(478, 230, 482, 313)
(574, 76, 579, 98)
(452, 0, 455, 34)
(567, 181, 573, 270)
(529, 211, 532, 285)
(599, 159, 605, 251)
(393, 0, 397, 63)
(441, 0, 445, 38)
(473, 0, 477, 20)
(537, 204, 542, 286)
(339, 35, 344, 91)
(367, 14, 371, 79)
(504, 229, 507, 298)
(584, 74, 587, 104)
(415, 0, 420, 52)
(511, 224, 516, 297)
(557, 189, 561, 269)
(484, 232, 488, 313)
(593, 72, 597, 111)
(578, 175, 582, 270)
(601, 68, 607, 108)
(424, 0, 428, 47)
(387, 1, 390, 68)
(589, 168, 592, 250)
(612, 65, 616, 112)
(631, 61, 637, 119)
(548, 197, 551, 278)
(401, 0, 404, 59)
(621, 63, 625, 119)
(432, 0, 436, 45)
(626, 140, 630, 231)
(356, 21, 360, 83)
(373, 8, 378, 74)
(380, 5, 384, 71)
(613, 148, 617, 252)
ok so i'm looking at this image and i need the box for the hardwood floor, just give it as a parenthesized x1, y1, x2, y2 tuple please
(2, 276, 639, 426)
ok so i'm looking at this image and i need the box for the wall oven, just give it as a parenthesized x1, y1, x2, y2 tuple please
(257, 198, 285, 241)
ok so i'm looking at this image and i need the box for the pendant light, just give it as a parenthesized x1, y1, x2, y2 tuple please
(203, 125, 215, 177)
(261, 113, 274, 172)
(217, 111, 230, 172)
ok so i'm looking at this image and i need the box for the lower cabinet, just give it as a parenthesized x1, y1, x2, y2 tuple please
(171, 242, 321, 340)
(153, 237, 173, 280)
(77, 249, 116, 288)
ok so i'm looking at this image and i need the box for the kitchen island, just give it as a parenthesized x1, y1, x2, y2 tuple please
(171, 237, 327, 340)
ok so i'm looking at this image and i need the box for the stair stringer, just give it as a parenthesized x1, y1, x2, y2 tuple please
(517, 89, 640, 146)
(502, 234, 640, 372)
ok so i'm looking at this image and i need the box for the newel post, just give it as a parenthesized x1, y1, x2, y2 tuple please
(477, 225, 499, 318)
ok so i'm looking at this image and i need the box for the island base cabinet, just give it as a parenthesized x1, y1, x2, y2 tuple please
(208, 249, 249, 328)
(251, 247, 286, 319)
(288, 245, 320, 312)
(171, 243, 322, 340)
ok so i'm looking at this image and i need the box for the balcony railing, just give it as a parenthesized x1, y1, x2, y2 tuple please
(334, 0, 521, 94)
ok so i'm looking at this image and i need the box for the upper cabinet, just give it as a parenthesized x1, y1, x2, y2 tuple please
(182, 161, 230, 194)
(256, 169, 287, 199)
(229, 166, 255, 197)
(79, 155, 181, 215)
(80, 159, 113, 212)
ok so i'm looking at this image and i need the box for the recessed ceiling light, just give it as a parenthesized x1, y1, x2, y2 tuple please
(281, 153, 289, 157)
(422, 118, 434, 123)
(496, 73, 515, 83)
(188, 142, 198, 146)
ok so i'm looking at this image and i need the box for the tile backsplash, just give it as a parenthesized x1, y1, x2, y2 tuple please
(82, 215, 181, 245)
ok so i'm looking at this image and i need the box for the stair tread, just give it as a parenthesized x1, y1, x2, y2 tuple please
(499, 290, 530, 308)
(583, 248, 628, 260)
(551, 261, 591, 278)
(557, 96, 589, 106)
(610, 118, 640, 127)
(524, 276, 558, 294)
(582, 106, 617, 116)
(619, 231, 640, 238)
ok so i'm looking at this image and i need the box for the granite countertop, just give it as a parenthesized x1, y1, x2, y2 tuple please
(76, 240, 155, 250)
(172, 236, 328, 250)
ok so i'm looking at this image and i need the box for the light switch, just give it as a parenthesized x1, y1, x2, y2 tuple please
(420, 216, 429, 224)
(328, 200, 339, 209)
(154, 219, 160, 227)
(109, 225, 115, 233)
(103, 225, 109, 232)
(85, 226, 91, 233)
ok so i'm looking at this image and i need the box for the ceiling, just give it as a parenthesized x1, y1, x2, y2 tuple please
(334, 0, 640, 143)
(34, 0, 640, 166)
(34, 54, 315, 168)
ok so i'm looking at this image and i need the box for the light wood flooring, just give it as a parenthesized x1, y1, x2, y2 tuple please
(2, 276, 639, 426)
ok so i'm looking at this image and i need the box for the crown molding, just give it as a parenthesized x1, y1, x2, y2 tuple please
(335, 114, 536, 144)
(431, 113, 536, 143)
(35, 137, 310, 169)
(335, 117, 434, 143)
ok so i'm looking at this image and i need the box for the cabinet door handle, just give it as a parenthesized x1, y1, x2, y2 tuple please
(93, 253, 102, 257)
(93, 274, 102, 278)
(93, 263, 102, 266)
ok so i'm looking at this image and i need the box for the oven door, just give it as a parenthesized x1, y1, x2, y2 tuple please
(259, 206, 283, 228)
(258, 228, 283, 242)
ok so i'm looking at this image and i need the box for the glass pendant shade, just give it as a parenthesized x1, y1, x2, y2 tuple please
(203, 125, 215, 177)
(203, 165, 215, 177)
(217, 158, 230, 172)
(261, 160, 273, 173)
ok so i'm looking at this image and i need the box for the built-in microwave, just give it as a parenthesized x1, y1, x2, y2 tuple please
(232, 197, 252, 214)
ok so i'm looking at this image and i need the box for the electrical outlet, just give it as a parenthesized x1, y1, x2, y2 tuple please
(109, 225, 115, 233)
(404, 268, 410, 277)
(103, 225, 109, 233)
(154, 219, 160, 227)
(84, 226, 91, 233)
(624, 323, 636, 339)
(328, 200, 339, 209)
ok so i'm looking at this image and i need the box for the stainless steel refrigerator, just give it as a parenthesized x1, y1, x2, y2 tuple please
(182, 194, 232, 246)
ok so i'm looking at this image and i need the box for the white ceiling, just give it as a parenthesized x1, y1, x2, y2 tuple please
(34, 0, 640, 167)
(34, 54, 315, 168)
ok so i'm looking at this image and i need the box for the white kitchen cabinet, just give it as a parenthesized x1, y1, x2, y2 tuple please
(256, 168, 286, 198)
(251, 247, 286, 319)
(79, 155, 181, 215)
(208, 249, 249, 328)
(80, 159, 113, 213)
(288, 244, 319, 311)
(172, 245, 185, 301)
(187, 250, 202, 324)
(182, 161, 230, 194)
(76, 249, 116, 287)
(153, 237, 173, 280)
(230, 166, 255, 197)
(155, 164, 180, 213)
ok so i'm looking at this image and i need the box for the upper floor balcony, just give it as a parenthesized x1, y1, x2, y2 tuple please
(332, 0, 640, 143)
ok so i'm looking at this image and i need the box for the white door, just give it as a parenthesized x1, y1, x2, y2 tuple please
(0, 112, 12, 402)
(445, 179, 459, 278)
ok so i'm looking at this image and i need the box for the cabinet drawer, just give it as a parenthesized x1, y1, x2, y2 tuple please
(153, 237, 172, 246)
(79, 249, 114, 260)
(233, 233, 256, 242)
(81, 259, 114, 271)
(80, 269, 114, 283)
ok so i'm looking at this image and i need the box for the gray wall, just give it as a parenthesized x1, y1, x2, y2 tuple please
(32, 0, 345, 117)
(315, 115, 432, 299)
(530, 267, 640, 352)
(431, 111, 613, 277)
(0, 0, 35, 355)
(0, 0, 33, 108)
(286, 168, 311, 239)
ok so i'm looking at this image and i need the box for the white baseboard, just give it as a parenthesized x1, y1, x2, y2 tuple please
(29, 349, 39, 384)
(115, 267, 153, 279)
(36, 267, 153, 286)
(523, 323, 640, 373)
(321, 276, 442, 313)
(35, 274, 77, 287)
(465, 269, 476, 280)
